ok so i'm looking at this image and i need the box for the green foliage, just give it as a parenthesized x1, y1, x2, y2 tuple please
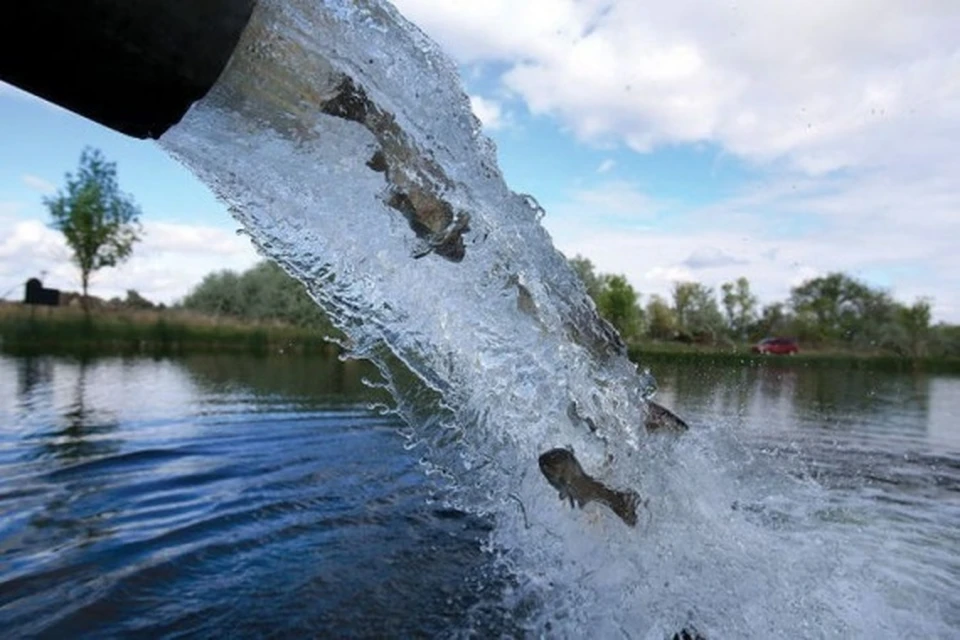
(595, 274, 643, 341)
(181, 260, 338, 333)
(44, 147, 142, 308)
(571, 257, 958, 358)
(721, 276, 758, 339)
(645, 294, 676, 340)
(568, 255, 644, 341)
(789, 272, 891, 344)
(671, 281, 725, 339)
(0, 304, 334, 357)
(755, 302, 789, 339)
(569, 254, 603, 299)
(890, 298, 933, 357)
(123, 289, 156, 310)
(182, 270, 243, 316)
(935, 323, 960, 357)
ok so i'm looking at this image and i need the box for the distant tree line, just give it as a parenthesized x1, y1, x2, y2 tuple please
(172, 255, 958, 359)
(569, 255, 960, 358)
(179, 261, 339, 334)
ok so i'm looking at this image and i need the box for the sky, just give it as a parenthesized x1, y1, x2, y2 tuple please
(2, 0, 959, 321)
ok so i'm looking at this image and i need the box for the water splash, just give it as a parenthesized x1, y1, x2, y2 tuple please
(161, 0, 649, 497)
(159, 1, 952, 637)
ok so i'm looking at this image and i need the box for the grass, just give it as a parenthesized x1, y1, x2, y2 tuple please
(4, 302, 959, 374)
(628, 341, 960, 374)
(0, 302, 340, 357)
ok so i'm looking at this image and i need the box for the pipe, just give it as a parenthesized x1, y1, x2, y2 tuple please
(0, 1, 257, 139)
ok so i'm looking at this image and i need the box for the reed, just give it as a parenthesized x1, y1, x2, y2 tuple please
(629, 342, 960, 374)
(0, 302, 339, 356)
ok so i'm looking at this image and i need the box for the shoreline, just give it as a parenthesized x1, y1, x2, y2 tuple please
(629, 344, 960, 374)
(3, 302, 958, 373)
(0, 302, 340, 357)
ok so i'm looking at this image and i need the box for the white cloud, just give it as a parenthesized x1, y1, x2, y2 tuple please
(543, 178, 960, 322)
(682, 247, 748, 270)
(393, 0, 960, 174)
(596, 159, 615, 174)
(0, 218, 260, 304)
(469, 94, 505, 130)
(21, 174, 56, 195)
(551, 180, 658, 223)
(390, 1, 960, 320)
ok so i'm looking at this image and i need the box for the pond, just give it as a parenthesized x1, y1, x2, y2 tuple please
(1, 355, 958, 637)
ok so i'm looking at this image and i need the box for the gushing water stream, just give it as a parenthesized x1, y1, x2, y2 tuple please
(158, 1, 955, 636)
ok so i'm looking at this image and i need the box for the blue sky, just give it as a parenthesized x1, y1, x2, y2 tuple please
(0, 84, 258, 302)
(2, 0, 959, 321)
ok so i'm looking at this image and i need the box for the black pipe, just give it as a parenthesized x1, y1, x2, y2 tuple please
(0, 1, 257, 139)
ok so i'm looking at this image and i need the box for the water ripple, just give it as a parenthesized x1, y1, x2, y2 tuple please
(2, 355, 959, 637)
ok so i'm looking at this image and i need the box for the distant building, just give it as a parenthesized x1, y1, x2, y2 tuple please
(24, 278, 60, 306)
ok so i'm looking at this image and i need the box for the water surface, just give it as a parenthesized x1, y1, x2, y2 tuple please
(1, 355, 958, 637)
(0, 355, 502, 638)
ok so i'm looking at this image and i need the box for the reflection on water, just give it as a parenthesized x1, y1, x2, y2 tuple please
(929, 378, 960, 450)
(182, 353, 388, 403)
(651, 362, 958, 453)
(42, 360, 121, 463)
(0, 355, 958, 637)
(0, 354, 505, 638)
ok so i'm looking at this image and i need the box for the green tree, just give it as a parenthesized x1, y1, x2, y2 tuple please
(45, 147, 142, 312)
(569, 254, 603, 300)
(672, 281, 695, 332)
(934, 323, 960, 358)
(124, 289, 155, 310)
(595, 274, 642, 341)
(182, 270, 243, 316)
(645, 294, 677, 340)
(672, 281, 724, 339)
(181, 260, 337, 332)
(789, 272, 895, 345)
(720, 276, 758, 340)
(755, 302, 790, 339)
(894, 297, 933, 357)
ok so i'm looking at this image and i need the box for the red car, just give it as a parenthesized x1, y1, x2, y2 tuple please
(752, 337, 799, 355)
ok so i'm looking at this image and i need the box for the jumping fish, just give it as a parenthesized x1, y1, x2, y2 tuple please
(538, 447, 642, 527)
(644, 400, 690, 433)
(566, 399, 690, 435)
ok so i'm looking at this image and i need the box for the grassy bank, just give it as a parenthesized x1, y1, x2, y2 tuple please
(0, 302, 340, 357)
(4, 302, 959, 373)
(629, 341, 960, 374)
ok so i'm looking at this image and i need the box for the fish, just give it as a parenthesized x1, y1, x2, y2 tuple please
(538, 447, 642, 527)
(565, 399, 690, 435)
(644, 400, 690, 433)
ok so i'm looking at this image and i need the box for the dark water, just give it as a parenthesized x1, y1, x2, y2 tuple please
(0, 355, 504, 639)
(1, 355, 959, 638)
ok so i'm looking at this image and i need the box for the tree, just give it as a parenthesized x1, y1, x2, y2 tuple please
(672, 281, 724, 339)
(755, 302, 790, 339)
(595, 274, 643, 341)
(721, 276, 759, 340)
(181, 260, 338, 331)
(123, 289, 155, 310)
(45, 147, 142, 311)
(893, 297, 933, 357)
(646, 294, 677, 340)
(672, 281, 696, 332)
(569, 254, 603, 300)
(789, 272, 895, 345)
